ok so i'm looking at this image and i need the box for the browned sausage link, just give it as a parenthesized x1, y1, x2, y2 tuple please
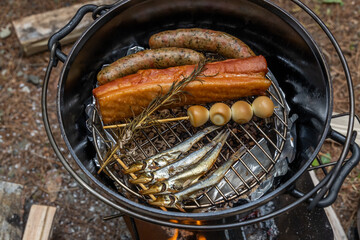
(149, 28, 255, 59)
(97, 47, 205, 85)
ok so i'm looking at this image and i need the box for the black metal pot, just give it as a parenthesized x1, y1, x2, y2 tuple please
(42, 0, 359, 230)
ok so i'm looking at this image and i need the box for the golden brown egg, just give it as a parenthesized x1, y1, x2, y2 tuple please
(252, 96, 274, 118)
(209, 103, 231, 126)
(231, 101, 253, 124)
(187, 105, 209, 127)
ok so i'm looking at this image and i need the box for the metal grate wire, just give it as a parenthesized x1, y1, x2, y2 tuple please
(91, 74, 288, 210)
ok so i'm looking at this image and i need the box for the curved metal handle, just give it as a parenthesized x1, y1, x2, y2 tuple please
(309, 129, 360, 208)
(291, 0, 356, 208)
(289, 128, 360, 208)
(48, 3, 114, 63)
(42, 43, 132, 222)
(42, 0, 358, 230)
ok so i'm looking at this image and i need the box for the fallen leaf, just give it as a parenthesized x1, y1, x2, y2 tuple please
(312, 158, 320, 167)
(0, 24, 11, 39)
(320, 152, 331, 164)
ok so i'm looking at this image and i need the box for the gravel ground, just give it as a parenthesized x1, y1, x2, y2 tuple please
(0, 0, 359, 239)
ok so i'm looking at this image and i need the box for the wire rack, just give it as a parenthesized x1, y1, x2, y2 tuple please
(90, 72, 288, 210)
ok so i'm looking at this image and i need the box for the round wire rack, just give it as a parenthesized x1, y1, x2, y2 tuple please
(90, 70, 288, 210)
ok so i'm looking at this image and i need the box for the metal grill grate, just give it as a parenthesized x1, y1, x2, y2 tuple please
(90, 72, 288, 210)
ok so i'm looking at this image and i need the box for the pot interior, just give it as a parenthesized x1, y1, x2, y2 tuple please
(57, 0, 331, 219)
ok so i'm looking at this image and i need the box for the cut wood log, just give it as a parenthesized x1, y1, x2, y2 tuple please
(0, 181, 24, 240)
(22, 205, 57, 240)
(12, 0, 114, 56)
(331, 112, 360, 145)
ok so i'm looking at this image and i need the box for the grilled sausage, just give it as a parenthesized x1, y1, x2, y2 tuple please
(149, 28, 255, 59)
(97, 47, 205, 85)
(93, 56, 270, 124)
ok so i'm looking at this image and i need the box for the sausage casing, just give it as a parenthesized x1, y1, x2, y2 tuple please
(149, 28, 255, 59)
(93, 56, 270, 124)
(97, 47, 205, 85)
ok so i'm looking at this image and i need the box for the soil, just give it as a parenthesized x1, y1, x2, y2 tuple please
(0, 0, 359, 239)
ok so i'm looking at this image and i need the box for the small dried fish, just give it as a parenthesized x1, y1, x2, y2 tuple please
(123, 125, 219, 174)
(129, 130, 227, 184)
(140, 130, 230, 195)
(148, 147, 245, 208)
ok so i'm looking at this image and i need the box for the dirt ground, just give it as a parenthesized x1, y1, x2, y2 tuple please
(0, 0, 359, 239)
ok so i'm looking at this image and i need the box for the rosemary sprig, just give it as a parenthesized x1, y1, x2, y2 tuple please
(130, 61, 205, 131)
(97, 61, 206, 174)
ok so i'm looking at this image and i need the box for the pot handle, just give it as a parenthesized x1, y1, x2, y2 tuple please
(290, 127, 360, 208)
(48, 3, 114, 63)
(42, 41, 132, 225)
(308, 129, 360, 208)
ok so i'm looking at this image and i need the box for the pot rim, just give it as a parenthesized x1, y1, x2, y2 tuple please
(56, 0, 333, 224)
